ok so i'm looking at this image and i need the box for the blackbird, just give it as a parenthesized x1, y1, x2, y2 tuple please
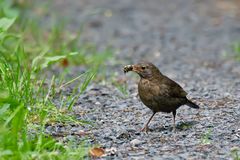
(123, 62, 199, 132)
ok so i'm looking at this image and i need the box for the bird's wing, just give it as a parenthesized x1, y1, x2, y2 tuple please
(155, 75, 187, 98)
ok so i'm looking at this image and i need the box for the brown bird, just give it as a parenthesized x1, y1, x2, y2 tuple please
(123, 62, 199, 132)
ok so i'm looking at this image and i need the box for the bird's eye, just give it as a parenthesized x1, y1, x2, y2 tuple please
(141, 66, 146, 70)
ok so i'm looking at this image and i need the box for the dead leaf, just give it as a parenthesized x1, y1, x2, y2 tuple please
(61, 58, 69, 67)
(89, 147, 105, 157)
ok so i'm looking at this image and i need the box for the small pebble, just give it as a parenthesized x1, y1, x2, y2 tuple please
(130, 139, 143, 147)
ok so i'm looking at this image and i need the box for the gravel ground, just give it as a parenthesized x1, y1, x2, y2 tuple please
(43, 0, 240, 159)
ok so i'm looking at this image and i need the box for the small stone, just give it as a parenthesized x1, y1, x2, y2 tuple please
(105, 147, 117, 156)
(130, 139, 143, 147)
(117, 131, 131, 139)
(128, 151, 145, 156)
(95, 101, 101, 105)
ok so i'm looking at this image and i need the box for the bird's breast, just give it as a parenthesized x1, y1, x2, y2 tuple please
(138, 78, 183, 113)
(138, 79, 158, 108)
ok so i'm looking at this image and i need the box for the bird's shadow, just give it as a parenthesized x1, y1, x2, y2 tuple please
(176, 121, 198, 130)
(152, 120, 198, 132)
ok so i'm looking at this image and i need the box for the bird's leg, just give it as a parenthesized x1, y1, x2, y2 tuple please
(172, 110, 176, 132)
(141, 112, 156, 132)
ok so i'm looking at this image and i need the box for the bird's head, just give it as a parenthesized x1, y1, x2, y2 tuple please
(123, 62, 161, 79)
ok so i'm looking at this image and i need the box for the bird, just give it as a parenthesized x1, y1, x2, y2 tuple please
(123, 61, 199, 132)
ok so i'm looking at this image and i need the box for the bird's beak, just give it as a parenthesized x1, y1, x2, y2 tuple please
(123, 64, 140, 73)
(132, 64, 140, 73)
(123, 65, 139, 73)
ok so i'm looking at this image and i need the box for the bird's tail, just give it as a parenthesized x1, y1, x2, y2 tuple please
(186, 99, 199, 109)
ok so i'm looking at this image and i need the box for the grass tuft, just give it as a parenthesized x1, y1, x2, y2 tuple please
(231, 147, 240, 160)
(200, 129, 212, 145)
(232, 42, 240, 61)
(0, 0, 113, 159)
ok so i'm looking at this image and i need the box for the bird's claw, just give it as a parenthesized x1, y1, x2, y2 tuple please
(172, 127, 176, 132)
(141, 126, 150, 133)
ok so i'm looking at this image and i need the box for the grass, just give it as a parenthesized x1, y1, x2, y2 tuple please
(232, 41, 240, 61)
(231, 147, 240, 160)
(0, 0, 112, 159)
(111, 72, 129, 97)
(114, 82, 129, 96)
(200, 129, 212, 145)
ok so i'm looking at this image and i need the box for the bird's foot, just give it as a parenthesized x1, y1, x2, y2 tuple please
(141, 126, 150, 133)
(172, 126, 176, 132)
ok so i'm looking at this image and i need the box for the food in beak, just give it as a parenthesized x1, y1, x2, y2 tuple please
(123, 65, 133, 73)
